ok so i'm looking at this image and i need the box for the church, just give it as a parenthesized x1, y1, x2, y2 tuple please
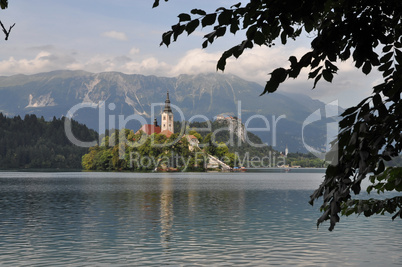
(136, 91, 174, 138)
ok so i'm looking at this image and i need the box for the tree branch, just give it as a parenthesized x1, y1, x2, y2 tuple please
(0, 20, 15, 40)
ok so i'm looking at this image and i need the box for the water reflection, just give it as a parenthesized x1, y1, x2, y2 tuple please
(160, 177, 173, 248)
(0, 172, 401, 266)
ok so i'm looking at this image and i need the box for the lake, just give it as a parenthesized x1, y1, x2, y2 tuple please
(0, 171, 400, 266)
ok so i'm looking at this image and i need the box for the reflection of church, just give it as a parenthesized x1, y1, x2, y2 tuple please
(136, 91, 174, 138)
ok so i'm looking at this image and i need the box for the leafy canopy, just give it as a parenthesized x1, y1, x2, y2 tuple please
(154, 0, 402, 230)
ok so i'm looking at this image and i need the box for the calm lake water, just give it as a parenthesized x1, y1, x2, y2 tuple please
(0, 171, 400, 266)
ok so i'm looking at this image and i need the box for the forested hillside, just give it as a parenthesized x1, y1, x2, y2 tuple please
(0, 113, 98, 169)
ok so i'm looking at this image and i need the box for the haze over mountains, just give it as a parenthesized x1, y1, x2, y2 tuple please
(0, 70, 340, 153)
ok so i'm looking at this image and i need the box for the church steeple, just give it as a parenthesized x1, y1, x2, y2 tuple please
(161, 90, 174, 133)
(164, 91, 172, 113)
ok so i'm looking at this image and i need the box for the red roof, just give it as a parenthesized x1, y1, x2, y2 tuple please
(160, 130, 173, 138)
(187, 135, 198, 141)
(136, 124, 161, 135)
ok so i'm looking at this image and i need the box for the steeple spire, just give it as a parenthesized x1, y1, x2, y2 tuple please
(161, 90, 174, 133)
(164, 90, 172, 113)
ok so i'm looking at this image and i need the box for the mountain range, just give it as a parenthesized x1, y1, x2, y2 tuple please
(0, 70, 340, 153)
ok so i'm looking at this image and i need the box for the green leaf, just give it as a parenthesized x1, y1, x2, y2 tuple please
(322, 69, 333, 82)
(308, 66, 322, 79)
(217, 50, 232, 71)
(305, 20, 313, 33)
(271, 68, 288, 83)
(374, 160, 385, 175)
(178, 13, 191, 22)
(202, 40, 208, 48)
(289, 56, 297, 67)
(325, 60, 338, 72)
(383, 45, 393, 53)
(191, 9, 207, 16)
(395, 49, 402, 65)
(218, 9, 232, 25)
(383, 67, 394, 78)
(261, 80, 280, 95)
(380, 52, 393, 63)
(185, 19, 200, 35)
(152, 0, 160, 8)
(362, 61, 372, 75)
(341, 105, 359, 116)
(254, 31, 265, 45)
(300, 52, 313, 67)
(215, 27, 226, 38)
(246, 25, 257, 40)
(160, 31, 173, 47)
(172, 24, 185, 41)
(230, 21, 240, 34)
(313, 74, 322, 89)
(281, 31, 287, 45)
(378, 61, 392, 72)
(202, 13, 217, 27)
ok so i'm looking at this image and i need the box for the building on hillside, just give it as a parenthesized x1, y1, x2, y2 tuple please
(186, 135, 200, 151)
(160, 129, 173, 138)
(161, 91, 174, 133)
(136, 91, 174, 138)
(136, 118, 161, 135)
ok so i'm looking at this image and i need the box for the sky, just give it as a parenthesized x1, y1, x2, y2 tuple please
(0, 0, 381, 108)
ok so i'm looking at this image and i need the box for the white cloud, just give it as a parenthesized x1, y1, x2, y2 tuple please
(101, 31, 128, 41)
(0, 44, 378, 108)
(0, 51, 76, 75)
(129, 47, 140, 55)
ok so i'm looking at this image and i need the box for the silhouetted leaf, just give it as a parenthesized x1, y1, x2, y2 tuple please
(178, 13, 191, 22)
(254, 31, 265, 45)
(362, 61, 372, 75)
(202, 13, 217, 27)
(218, 9, 232, 25)
(191, 9, 206, 16)
(185, 19, 200, 35)
(322, 69, 333, 82)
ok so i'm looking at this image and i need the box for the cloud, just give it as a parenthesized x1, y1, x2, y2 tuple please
(0, 45, 377, 108)
(129, 47, 140, 55)
(101, 31, 128, 41)
(166, 46, 309, 84)
(0, 51, 76, 75)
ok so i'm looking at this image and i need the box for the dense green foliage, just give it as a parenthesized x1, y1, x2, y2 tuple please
(82, 129, 207, 172)
(0, 113, 98, 169)
(286, 152, 327, 168)
(154, 0, 402, 230)
(82, 119, 293, 171)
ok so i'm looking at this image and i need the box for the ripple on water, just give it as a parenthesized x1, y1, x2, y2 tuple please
(0, 172, 401, 266)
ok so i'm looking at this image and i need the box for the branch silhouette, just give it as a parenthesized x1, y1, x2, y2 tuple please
(0, 20, 15, 40)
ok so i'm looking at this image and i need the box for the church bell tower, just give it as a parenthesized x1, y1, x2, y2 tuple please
(161, 91, 174, 133)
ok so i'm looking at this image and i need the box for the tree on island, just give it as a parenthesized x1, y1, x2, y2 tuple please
(153, 0, 402, 230)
